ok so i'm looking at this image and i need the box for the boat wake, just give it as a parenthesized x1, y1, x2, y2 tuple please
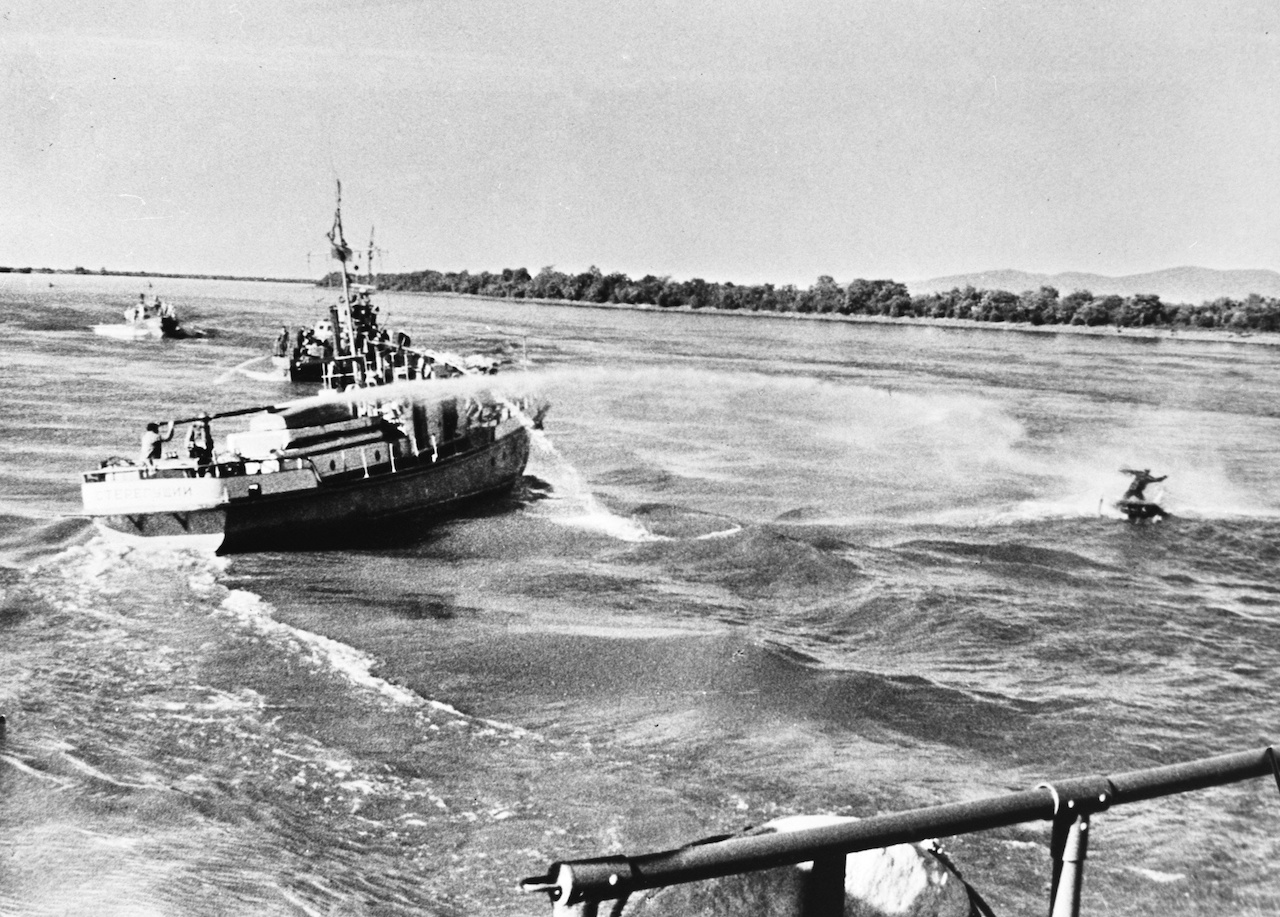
(214, 356, 287, 384)
(45, 538, 529, 737)
(210, 588, 530, 737)
(3, 537, 544, 916)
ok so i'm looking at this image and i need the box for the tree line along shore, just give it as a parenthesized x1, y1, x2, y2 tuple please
(0, 265, 308, 285)
(9, 260, 1276, 335)
(340, 266, 1280, 335)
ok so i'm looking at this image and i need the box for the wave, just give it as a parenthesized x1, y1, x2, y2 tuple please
(19, 538, 529, 737)
(587, 633, 1065, 756)
(0, 538, 544, 916)
(209, 587, 528, 737)
(0, 512, 95, 566)
(640, 525, 867, 596)
(892, 537, 1118, 576)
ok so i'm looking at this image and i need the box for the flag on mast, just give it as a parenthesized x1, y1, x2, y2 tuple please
(327, 181, 353, 264)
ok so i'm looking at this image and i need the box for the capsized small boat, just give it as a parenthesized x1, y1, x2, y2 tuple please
(80, 390, 537, 554)
(1116, 499, 1169, 523)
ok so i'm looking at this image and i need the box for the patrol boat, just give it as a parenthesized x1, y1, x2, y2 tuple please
(80, 390, 534, 554)
(271, 184, 503, 386)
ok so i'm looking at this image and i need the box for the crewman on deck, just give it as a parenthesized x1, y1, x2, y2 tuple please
(186, 414, 214, 465)
(141, 421, 176, 463)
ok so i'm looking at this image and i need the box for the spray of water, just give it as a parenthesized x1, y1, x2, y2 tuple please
(190, 364, 1278, 528)
(526, 429, 661, 542)
(1026, 407, 1279, 521)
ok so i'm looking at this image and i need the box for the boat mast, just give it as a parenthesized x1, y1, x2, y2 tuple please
(327, 180, 358, 363)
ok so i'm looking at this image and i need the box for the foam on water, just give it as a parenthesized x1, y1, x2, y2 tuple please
(216, 587, 423, 706)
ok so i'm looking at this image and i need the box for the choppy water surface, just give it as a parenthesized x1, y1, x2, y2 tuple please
(1, 274, 1277, 916)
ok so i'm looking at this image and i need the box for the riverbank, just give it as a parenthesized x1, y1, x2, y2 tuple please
(416, 291, 1280, 348)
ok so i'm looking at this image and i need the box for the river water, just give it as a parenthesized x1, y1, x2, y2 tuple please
(1, 274, 1277, 916)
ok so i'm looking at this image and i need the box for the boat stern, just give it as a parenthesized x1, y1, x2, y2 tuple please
(82, 462, 230, 515)
(82, 461, 232, 548)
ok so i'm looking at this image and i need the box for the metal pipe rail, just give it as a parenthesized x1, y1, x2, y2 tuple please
(522, 746, 1279, 917)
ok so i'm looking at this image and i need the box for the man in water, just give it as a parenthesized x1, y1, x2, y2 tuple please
(1120, 468, 1166, 502)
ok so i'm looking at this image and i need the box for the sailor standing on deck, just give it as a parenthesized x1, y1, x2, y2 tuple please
(185, 414, 214, 465)
(140, 421, 176, 464)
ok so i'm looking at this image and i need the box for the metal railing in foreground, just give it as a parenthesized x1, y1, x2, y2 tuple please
(522, 746, 1279, 917)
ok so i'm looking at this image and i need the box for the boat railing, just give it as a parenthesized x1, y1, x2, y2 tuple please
(521, 746, 1279, 917)
(84, 459, 201, 483)
(321, 342, 458, 391)
(84, 454, 323, 484)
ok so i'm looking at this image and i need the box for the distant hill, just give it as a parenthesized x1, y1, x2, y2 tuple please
(908, 267, 1280, 305)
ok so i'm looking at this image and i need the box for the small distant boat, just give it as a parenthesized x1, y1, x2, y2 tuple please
(93, 296, 187, 340)
(81, 393, 536, 554)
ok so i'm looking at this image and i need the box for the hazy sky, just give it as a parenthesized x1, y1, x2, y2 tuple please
(3, 1, 1278, 285)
